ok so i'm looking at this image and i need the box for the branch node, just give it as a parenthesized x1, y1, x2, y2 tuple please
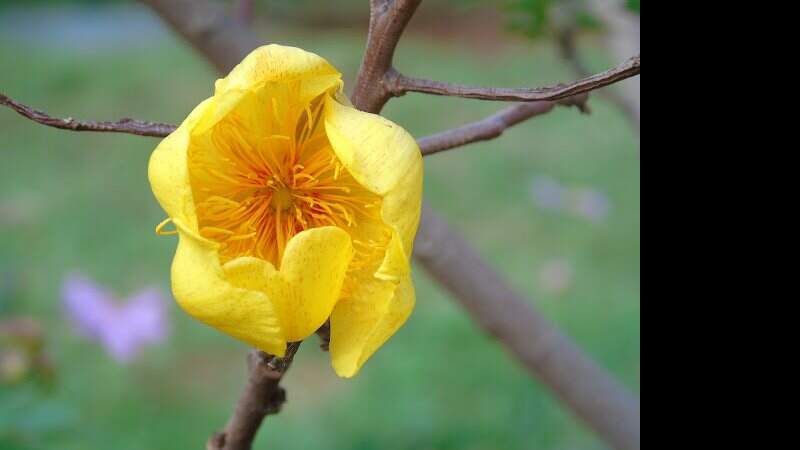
(383, 68, 406, 98)
(371, 0, 392, 15)
(263, 387, 287, 415)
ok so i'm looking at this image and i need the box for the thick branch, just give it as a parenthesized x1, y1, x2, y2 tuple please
(140, 0, 262, 74)
(387, 55, 640, 102)
(1, 93, 175, 138)
(414, 207, 641, 450)
(351, 0, 423, 113)
(418, 94, 588, 156)
(207, 343, 301, 450)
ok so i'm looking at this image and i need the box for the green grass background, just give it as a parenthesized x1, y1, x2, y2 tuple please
(0, 22, 640, 450)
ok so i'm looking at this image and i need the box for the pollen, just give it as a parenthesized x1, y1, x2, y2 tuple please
(187, 88, 388, 268)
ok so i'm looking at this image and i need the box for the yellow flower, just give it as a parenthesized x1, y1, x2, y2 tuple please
(148, 45, 423, 378)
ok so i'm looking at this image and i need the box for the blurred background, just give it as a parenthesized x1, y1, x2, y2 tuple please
(0, 1, 640, 449)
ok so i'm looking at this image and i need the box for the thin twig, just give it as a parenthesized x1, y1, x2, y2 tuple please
(556, 28, 627, 103)
(1, 93, 176, 138)
(418, 94, 589, 156)
(207, 343, 302, 450)
(386, 55, 640, 102)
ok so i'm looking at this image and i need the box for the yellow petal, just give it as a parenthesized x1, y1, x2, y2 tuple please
(330, 275, 416, 378)
(223, 227, 353, 343)
(170, 220, 286, 356)
(375, 230, 409, 282)
(221, 256, 267, 290)
(324, 96, 423, 275)
(271, 227, 352, 342)
(323, 95, 422, 378)
(373, 163, 422, 282)
(379, 159, 424, 268)
(195, 45, 343, 135)
(324, 96, 421, 197)
(148, 98, 214, 231)
(218, 44, 342, 98)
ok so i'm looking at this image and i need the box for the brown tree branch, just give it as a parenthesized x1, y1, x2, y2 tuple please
(207, 343, 301, 450)
(236, 0, 255, 26)
(414, 207, 641, 450)
(418, 93, 589, 156)
(386, 55, 640, 102)
(140, 0, 262, 74)
(1, 93, 176, 138)
(351, 0, 423, 113)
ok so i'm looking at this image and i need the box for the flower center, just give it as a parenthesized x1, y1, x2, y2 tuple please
(270, 186, 294, 211)
(188, 92, 389, 269)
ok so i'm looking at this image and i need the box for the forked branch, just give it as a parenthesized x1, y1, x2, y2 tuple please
(352, 0, 423, 113)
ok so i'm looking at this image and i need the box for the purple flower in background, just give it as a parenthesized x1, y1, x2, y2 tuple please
(61, 275, 169, 363)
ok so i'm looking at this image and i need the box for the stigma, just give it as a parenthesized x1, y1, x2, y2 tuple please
(270, 185, 294, 211)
